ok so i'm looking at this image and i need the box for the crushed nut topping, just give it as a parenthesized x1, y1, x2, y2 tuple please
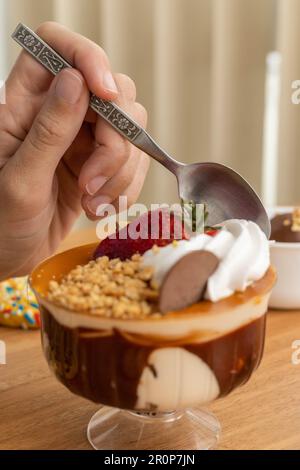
(48, 255, 159, 319)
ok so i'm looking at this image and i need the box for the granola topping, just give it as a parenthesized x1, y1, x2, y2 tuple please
(48, 254, 159, 319)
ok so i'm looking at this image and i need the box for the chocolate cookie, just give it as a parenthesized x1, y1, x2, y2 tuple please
(159, 250, 219, 313)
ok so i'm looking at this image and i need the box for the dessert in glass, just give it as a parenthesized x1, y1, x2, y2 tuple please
(271, 207, 300, 243)
(30, 210, 276, 450)
(268, 206, 300, 309)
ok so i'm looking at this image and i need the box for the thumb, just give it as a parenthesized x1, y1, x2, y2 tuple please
(14, 68, 89, 184)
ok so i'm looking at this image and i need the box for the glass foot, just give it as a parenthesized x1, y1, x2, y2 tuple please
(87, 407, 221, 450)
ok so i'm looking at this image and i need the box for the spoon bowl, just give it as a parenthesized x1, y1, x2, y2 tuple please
(176, 162, 270, 237)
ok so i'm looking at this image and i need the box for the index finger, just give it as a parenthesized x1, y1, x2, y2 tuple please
(9, 21, 118, 100)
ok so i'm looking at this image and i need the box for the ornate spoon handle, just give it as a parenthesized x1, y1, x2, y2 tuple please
(12, 23, 142, 142)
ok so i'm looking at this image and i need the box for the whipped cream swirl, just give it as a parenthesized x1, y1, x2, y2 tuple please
(142, 219, 270, 302)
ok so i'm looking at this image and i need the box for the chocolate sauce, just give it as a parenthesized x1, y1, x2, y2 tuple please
(271, 212, 300, 242)
(186, 315, 265, 396)
(41, 308, 266, 410)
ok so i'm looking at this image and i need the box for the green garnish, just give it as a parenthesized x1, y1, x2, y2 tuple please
(205, 225, 222, 232)
(180, 199, 206, 234)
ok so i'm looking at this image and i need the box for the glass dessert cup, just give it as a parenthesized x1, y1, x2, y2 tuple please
(30, 243, 276, 450)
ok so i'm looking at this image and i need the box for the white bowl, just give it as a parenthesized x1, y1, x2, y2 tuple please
(268, 206, 300, 309)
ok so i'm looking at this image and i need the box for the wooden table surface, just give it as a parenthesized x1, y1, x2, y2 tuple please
(1, 228, 300, 450)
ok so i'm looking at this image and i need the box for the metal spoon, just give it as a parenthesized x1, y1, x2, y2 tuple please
(12, 23, 270, 238)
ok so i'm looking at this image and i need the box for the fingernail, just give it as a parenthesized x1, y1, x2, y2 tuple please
(55, 70, 83, 104)
(85, 175, 108, 196)
(103, 71, 118, 94)
(87, 195, 112, 215)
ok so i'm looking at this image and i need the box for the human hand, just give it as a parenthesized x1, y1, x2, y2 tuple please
(0, 22, 149, 279)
